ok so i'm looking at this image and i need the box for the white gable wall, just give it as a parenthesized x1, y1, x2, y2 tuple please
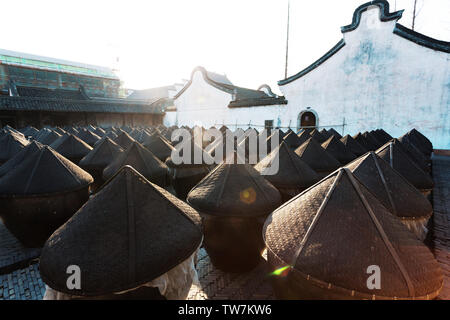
(175, 70, 232, 128)
(173, 69, 287, 130)
(279, 5, 449, 149)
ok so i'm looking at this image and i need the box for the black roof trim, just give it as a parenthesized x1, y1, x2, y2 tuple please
(278, 39, 345, 86)
(228, 97, 287, 108)
(257, 84, 277, 97)
(394, 23, 450, 53)
(341, 0, 404, 33)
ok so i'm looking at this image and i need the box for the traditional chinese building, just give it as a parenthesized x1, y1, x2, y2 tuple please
(172, 66, 287, 129)
(278, 0, 449, 149)
(0, 49, 165, 128)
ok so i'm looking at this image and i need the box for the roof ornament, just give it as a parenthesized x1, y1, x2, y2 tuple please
(340, 0, 404, 33)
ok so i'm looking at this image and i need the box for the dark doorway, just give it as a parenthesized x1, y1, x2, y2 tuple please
(300, 111, 316, 128)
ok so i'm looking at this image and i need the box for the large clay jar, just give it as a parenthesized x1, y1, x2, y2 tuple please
(187, 153, 281, 272)
(346, 152, 433, 241)
(376, 140, 433, 199)
(79, 137, 123, 192)
(166, 139, 213, 200)
(0, 145, 93, 247)
(294, 138, 341, 179)
(264, 168, 443, 300)
(255, 141, 319, 202)
(50, 133, 93, 164)
(39, 166, 202, 300)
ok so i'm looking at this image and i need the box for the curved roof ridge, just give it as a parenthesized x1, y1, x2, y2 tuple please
(174, 66, 232, 99)
(257, 84, 274, 93)
(394, 23, 450, 53)
(174, 66, 273, 102)
(278, 39, 345, 86)
(47, 146, 83, 185)
(340, 0, 404, 33)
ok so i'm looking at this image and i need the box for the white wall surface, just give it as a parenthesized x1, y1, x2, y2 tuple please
(174, 70, 231, 128)
(173, 69, 287, 130)
(279, 5, 449, 149)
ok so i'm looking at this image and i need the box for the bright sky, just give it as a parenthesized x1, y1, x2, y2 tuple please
(1, 0, 449, 94)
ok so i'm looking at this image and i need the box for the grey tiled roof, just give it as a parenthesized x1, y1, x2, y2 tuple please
(228, 96, 287, 108)
(17, 86, 86, 100)
(0, 83, 164, 114)
(0, 95, 163, 114)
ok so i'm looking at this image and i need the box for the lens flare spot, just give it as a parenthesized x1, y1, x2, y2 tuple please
(270, 265, 292, 277)
(240, 187, 256, 204)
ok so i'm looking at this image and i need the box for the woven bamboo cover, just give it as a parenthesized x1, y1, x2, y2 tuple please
(103, 141, 168, 185)
(187, 155, 281, 217)
(80, 137, 123, 169)
(346, 152, 432, 219)
(113, 130, 136, 150)
(321, 135, 357, 165)
(39, 166, 202, 296)
(143, 133, 175, 162)
(0, 131, 30, 163)
(0, 145, 92, 195)
(353, 132, 378, 151)
(376, 140, 433, 190)
(401, 129, 433, 156)
(340, 135, 367, 157)
(294, 138, 341, 173)
(255, 142, 319, 190)
(264, 168, 442, 299)
(76, 129, 101, 147)
(50, 133, 93, 161)
(0, 140, 43, 178)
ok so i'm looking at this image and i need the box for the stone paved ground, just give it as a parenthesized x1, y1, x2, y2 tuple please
(0, 247, 274, 300)
(431, 155, 450, 300)
(0, 220, 41, 275)
(0, 263, 46, 300)
(0, 218, 44, 300)
(0, 155, 448, 300)
(187, 248, 274, 300)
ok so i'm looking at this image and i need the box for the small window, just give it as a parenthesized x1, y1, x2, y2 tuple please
(264, 120, 273, 130)
(298, 111, 317, 130)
